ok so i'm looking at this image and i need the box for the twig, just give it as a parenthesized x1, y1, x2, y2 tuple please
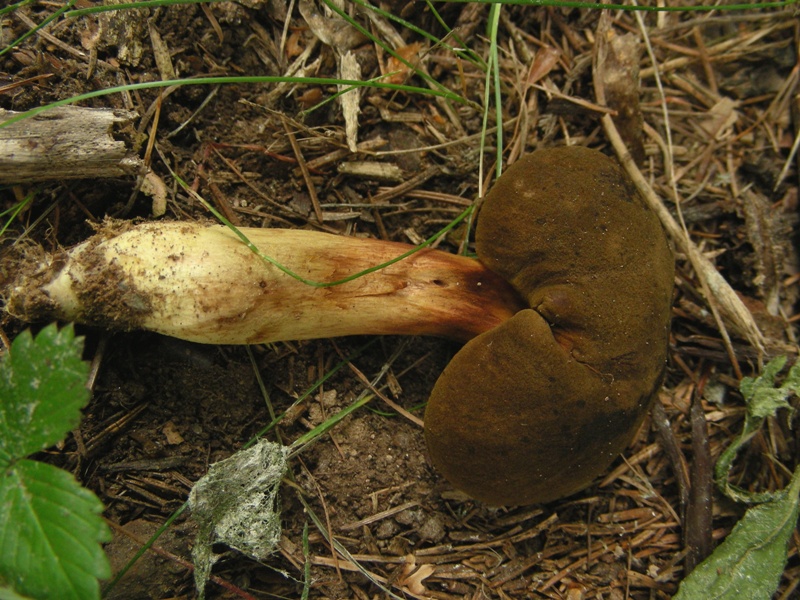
(283, 119, 324, 223)
(105, 519, 258, 600)
(685, 374, 714, 574)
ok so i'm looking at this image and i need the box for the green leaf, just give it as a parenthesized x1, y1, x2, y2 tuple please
(738, 356, 800, 420)
(675, 466, 800, 600)
(0, 459, 111, 600)
(0, 586, 34, 600)
(738, 355, 786, 402)
(0, 324, 89, 465)
(716, 356, 799, 504)
(0, 325, 110, 599)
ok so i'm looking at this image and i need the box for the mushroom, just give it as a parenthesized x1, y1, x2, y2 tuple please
(3, 146, 674, 505)
(425, 146, 674, 504)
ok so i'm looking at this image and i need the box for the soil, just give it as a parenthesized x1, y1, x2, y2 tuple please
(1, 1, 800, 599)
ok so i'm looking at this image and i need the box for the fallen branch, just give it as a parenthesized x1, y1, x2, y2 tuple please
(0, 106, 142, 184)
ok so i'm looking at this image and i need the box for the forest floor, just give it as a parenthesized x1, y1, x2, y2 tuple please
(1, 1, 800, 599)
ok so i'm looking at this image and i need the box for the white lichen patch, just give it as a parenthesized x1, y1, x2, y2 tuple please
(188, 440, 289, 599)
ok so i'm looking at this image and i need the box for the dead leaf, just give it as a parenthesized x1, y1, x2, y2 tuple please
(298, 0, 366, 51)
(140, 171, 168, 217)
(398, 555, 435, 596)
(385, 42, 424, 85)
(339, 50, 361, 152)
(162, 421, 185, 445)
(286, 29, 306, 59)
(148, 21, 176, 81)
(527, 46, 561, 85)
(699, 97, 739, 140)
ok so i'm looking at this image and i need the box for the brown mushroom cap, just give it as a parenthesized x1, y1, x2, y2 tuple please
(424, 146, 674, 505)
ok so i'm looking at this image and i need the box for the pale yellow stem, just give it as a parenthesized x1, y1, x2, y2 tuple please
(7, 221, 525, 345)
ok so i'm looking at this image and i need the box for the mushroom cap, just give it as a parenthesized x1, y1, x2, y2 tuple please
(424, 146, 674, 505)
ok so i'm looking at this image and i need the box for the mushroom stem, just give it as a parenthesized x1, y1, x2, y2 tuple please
(5, 221, 526, 345)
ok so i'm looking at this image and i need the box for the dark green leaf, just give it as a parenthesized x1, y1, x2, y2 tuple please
(0, 324, 89, 464)
(0, 459, 111, 600)
(0, 324, 109, 599)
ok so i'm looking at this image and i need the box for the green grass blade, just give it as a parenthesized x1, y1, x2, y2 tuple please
(0, 0, 77, 58)
(0, 1, 35, 18)
(0, 76, 469, 131)
(174, 170, 475, 288)
(443, 0, 797, 11)
(0, 194, 33, 238)
(289, 394, 374, 455)
(487, 3, 503, 178)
